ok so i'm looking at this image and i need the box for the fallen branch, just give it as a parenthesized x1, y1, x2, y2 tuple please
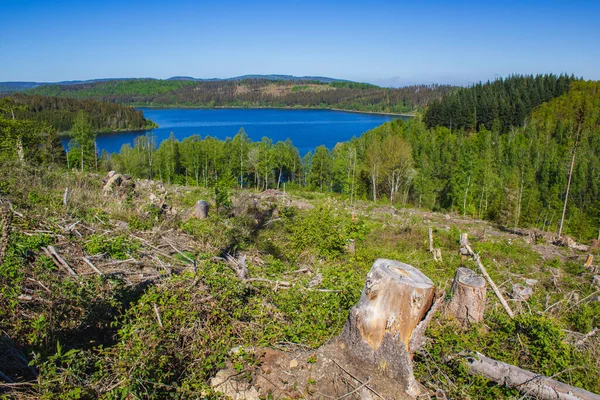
(463, 352, 600, 400)
(81, 257, 103, 276)
(43, 246, 80, 280)
(332, 359, 385, 400)
(575, 327, 598, 347)
(153, 303, 163, 328)
(460, 233, 514, 318)
(335, 377, 372, 400)
(246, 277, 292, 287)
(226, 253, 249, 280)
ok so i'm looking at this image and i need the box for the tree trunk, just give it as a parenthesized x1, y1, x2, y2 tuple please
(465, 352, 600, 400)
(340, 259, 436, 397)
(446, 267, 486, 324)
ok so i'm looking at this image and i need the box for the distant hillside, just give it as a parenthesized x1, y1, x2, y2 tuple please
(0, 75, 353, 93)
(22, 78, 454, 113)
(3, 93, 157, 132)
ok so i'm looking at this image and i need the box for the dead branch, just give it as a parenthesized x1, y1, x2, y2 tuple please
(81, 257, 103, 276)
(153, 303, 163, 328)
(226, 253, 249, 280)
(332, 359, 385, 400)
(575, 327, 599, 347)
(43, 246, 80, 281)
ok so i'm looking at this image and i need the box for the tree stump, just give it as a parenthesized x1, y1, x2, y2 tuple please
(446, 267, 486, 324)
(193, 200, 210, 219)
(339, 259, 436, 397)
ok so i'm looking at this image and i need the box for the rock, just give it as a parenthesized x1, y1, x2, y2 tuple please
(511, 284, 533, 301)
(525, 279, 538, 287)
(210, 369, 260, 400)
(289, 359, 298, 368)
(193, 200, 210, 219)
(308, 273, 323, 288)
(592, 275, 600, 288)
(102, 170, 117, 184)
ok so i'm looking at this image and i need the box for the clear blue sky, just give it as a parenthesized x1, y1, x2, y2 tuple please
(1, 0, 599, 86)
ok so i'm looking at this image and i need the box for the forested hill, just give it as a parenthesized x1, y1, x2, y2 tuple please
(23, 78, 455, 114)
(423, 74, 577, 132)
(3, 94, 157, 132)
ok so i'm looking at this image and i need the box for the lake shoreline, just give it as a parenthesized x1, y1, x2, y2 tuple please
(134, 105, 415, 118)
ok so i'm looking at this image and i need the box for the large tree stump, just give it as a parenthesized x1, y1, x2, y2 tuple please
(340, 259, 436, 397)
(446, 267, 486, 324)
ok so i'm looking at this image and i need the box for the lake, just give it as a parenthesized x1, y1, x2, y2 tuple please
(63, 108, 406, 156)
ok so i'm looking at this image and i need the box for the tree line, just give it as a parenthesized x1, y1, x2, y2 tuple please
(424, 74, 576, 133)
(2, 94, 156, 133)
(3, 79, 598, 241)
(25, 78, 455, 114)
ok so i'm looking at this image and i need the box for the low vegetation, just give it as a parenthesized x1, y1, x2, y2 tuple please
(0, 164, 598, 398)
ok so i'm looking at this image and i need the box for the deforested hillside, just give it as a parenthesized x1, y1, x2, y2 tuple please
(23, 78, 455, 114)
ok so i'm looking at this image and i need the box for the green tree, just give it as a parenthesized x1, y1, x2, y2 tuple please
(69, 110, 96, 171)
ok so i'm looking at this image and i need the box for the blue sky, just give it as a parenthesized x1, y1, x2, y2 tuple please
(1, 0, 599, 86)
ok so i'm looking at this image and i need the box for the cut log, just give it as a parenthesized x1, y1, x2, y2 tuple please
(193, 200, 210, 219)
(446, 267, 486, 324)
(464, 352, 600, 400)
(340, 258, 436, 397)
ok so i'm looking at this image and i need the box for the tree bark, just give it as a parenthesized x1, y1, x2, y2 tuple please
(339, 259, 436, 397)
(446, 267, 486, 324)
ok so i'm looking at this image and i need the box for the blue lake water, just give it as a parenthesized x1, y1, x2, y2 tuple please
(63, 108, 405, 156)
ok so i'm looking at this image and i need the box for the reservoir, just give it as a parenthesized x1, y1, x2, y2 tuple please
(75, 108, 406, 156)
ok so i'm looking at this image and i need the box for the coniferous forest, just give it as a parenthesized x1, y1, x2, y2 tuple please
(1, 94, 157, 132)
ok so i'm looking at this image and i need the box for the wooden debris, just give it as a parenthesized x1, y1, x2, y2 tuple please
(464, 352, 600, 400)
(446, 267, 486, 324)
(81, 257, 103, 275)
(575, 327, 599, 347)
(226, 254, 249, 280)
(43, 246, 80, 280)
(153, 303, 163, 328)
